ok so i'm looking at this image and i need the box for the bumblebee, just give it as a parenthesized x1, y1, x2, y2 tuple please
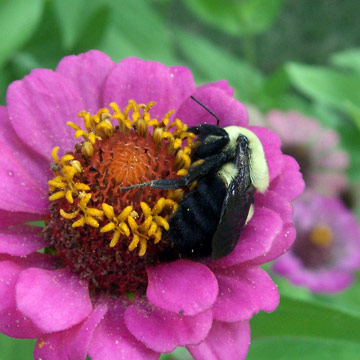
(122, 97, 269, 260)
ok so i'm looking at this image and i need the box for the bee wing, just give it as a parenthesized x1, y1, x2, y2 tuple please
(211, 176, 254, 260)
(211, 138, 254, 260)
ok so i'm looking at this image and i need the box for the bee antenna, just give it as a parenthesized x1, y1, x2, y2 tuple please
(190, 96, 221, 126)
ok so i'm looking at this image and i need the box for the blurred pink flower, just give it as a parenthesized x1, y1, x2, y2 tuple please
(0, 51, 304, 360)
(249, 108, 348, 196)
(273, 194, 360, 293)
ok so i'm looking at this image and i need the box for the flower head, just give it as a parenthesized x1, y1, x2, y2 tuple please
(0, 51, 304, 359)
(249, 108, 349, 197)
(273, 193, 360, 293)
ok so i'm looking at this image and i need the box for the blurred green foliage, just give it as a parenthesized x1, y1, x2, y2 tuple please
(1, 0, 360, 359)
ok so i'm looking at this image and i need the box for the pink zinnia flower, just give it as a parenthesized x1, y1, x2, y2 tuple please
(0, 50, 304, 359)
(273, 194, 360, 293)
(249, 108, 349, 197)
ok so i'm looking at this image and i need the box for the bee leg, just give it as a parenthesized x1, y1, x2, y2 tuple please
(121, 153, 228, 191)
(188, 124, 229, 159)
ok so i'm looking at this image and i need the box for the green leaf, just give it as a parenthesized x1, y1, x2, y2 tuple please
(53, 0, 105, 50)
(0, 64, 12, 105)
(160, 347, 193, 360)
(344, 101, 360, 131)
(21, 2, 65, 70)
(309, 104, 360, 182)
(175, 29, 263, 102)
(0, 334, 35, 360)
(0, 0, 44, 67)
(330, 48, 360, 74)
(75, 5, 110, 53)
(251, 295, 360, 343)
(98, 0, 175, 64)
(248, 337, 360, 360)
(285, 63, 360, 110)
(184, 0, 283, 36)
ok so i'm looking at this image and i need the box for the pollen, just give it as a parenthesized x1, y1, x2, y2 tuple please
(44, 100, 193, 294)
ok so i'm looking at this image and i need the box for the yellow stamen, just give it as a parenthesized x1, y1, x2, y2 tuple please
(51, 146, 60, 163)
(65, 190, 74, 204)
(100, 222, 116, 233)
(49, 191, 65, 201)
(73, 217, 85, 227)
(128, 234, 140, 251)
(152, 198, 166, 215)
(139, 238, 147, 257)
(118, 206, 133, 222)
(110, 230, 121, 247)
(177, 169, 188, 176)
(60, 209, 79, 219)
(102, 203, 115, 220)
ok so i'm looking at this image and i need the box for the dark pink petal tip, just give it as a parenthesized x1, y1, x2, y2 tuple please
(34, 303, 108, 360)
(0, 225, 47, 256)
(89, 298, 160, 360)
(56, 50, 115, 114)
(211, 265, 279, 322)
(146, 259, 218, 316)
(7, 68, 84, 160)
(124, 298, 213, 353)
(175, 86, 248, 128)
(103, 57, 195, 121)
(0, 260, 44, 338)
(16, 268, 92, 333)
(212, 207, 283, 267)
(188, 320, 250, 360)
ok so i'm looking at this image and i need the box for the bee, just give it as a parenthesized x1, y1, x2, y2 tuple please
(122, 97, 269, 260)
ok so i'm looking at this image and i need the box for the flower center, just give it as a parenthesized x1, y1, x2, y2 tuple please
(292, 225, 334, 269)
(309, 226, 333, 248)
(43, 100, 195, 295)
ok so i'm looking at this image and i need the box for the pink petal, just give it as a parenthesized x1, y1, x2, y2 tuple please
(197, 80, 234, 96)
(0, 209, 43, 228)
(34, 303, 108, 360)
(0, 254, 55, 338)
(16, 268, 92, 333)
(255, 190, 293, 224)
(0, 224, 47, 256)
(89, 299, 160, 360)
(315, 151, 349, 170)
(0, 106, 51, 190)
(124, 298, 213, 353)
(103, 58, 195, 121)
(270, 155, 305, 201)
(312, 129, 339, 153)
(7, 69, 84, 160)
(273, 253, 354, 293)
(0, 141, 48, 214)
(56, 50, 115, 114)
(250, 222, 296, 265)
(187, 320, 250, 360)
(212, 208, 283, 267)
(0, 252, 56, 269)
(146, 260, 218, 316)
(0, 260, 44, 338)
(211, 265, 279, 322)
(267, 111, 320, 144)
(175, 86, 248, 128)
(311, 172, 348, 197)
(249, 126, 283, 182)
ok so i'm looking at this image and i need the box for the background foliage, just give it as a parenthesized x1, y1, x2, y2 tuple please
(0, 0, 359, 359)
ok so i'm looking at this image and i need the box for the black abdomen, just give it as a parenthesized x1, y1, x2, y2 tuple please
(164, 175, 227, 259)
